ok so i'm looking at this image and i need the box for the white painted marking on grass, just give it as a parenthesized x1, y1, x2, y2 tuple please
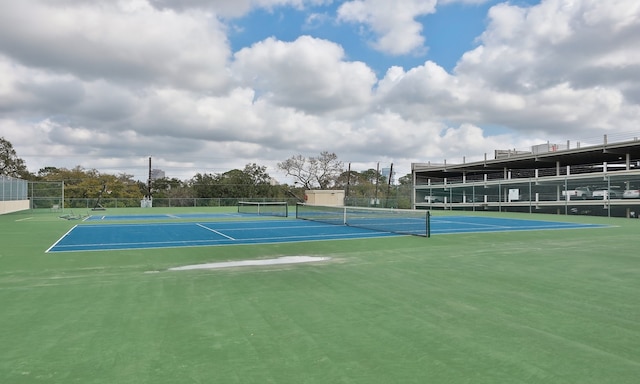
(168, 256, 330, 271)
(15, 217, 33, 222)
(196, 223, 235, 240)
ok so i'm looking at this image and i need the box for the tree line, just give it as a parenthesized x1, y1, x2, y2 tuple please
(1, 137, 412, 208)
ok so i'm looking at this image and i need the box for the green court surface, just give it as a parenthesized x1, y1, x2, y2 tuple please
(1, 207, 639, 383)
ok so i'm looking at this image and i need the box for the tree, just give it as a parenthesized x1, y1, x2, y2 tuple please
(190, 164, 279, 199)
(37, 166, 143, 207)
(336, 170, 369, 198)
(278, 151, 343, 189)
(151, 177, 190, 199)
(190, 172, 223, 198)
(395, 173, 413, 209)
(314, 151, 343, 189)
(361, 168, 386, 185)
(220, 169, 253, 198)
(277, 154, 314, 190)
(242, 163, 272, 197)
(0, 137, 30, 178)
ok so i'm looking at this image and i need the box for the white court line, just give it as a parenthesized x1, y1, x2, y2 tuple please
(46, 225, 78, 253)
(15, 217, 33, 221)
(196, 223, 236, 240)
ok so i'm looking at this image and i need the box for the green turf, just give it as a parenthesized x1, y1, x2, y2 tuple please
(1, 208, 639, 383)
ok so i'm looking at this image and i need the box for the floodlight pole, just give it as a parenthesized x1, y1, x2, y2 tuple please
(148, 156, 152, 199)
(345, 163, 351, 204)
(374, 162, 379, 206)
(385, 163, 393, 208)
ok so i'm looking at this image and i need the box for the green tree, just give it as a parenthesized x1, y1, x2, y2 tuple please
(190, 164, 278, 199)
(37, 166, 143, 207)
(190, 173, 223, 198)
(395, 173, 413, 209)
(243, 163, 277, 197)
(0, 137, 30, 178)
(336, 170, 368, 197)
(335, 168, 390, 206)
(219, 169, 253, 198)
(151, 177, 190, 199)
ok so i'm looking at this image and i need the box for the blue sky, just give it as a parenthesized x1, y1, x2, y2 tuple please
(229, 0, 541, 74)
(0, 0, 638, 182)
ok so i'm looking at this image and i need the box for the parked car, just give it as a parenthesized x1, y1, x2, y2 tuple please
(562, 186, 593, 199)
(623, 189, 640, 199)
(424, 195, 444, 203)
(592, 186, 623, 199)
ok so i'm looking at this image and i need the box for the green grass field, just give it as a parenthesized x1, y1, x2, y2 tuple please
(1, 207, 639, 383)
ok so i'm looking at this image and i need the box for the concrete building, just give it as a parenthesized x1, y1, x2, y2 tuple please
(150, 169, 165, 180)
(412, 135, 640, 218)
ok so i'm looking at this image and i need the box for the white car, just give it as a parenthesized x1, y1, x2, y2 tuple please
(562, 186, 593, 199)
(592, 187, 623, 199)
(623, 189, 640, 199)
(424, 195, 444, 203)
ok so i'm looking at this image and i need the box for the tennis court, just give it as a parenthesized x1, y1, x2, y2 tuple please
(2, 207, 639, 384)
(47, 212, 608, 253)
(46, 219, 398, 252)
(430, 215, 608, 234)
(84, 212, 245, 221)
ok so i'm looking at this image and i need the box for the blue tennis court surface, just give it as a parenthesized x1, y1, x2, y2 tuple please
(430, 216, 608, 235)
(47, 215, 609, 253)
(47, 219, 398, 253)
(84, 212, 243, 221)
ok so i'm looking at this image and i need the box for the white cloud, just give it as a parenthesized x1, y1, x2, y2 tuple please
(0, 1, 231, 92)
(148, 0, 332, 17)
(461, 0, 640, 91)
(1, 0, 639, 182)
(233, 36, 377, 116)
(337, 0, 437, 55)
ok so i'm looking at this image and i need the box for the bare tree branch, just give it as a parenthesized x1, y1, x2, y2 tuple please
(278, 152, 343, 189)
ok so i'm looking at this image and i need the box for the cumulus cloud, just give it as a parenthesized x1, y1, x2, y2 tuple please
(337, 0, 437, 55)
(0, 0, 638, 181)
(233, 36, 377, 116)
(0, 0, 231, 92)
(149, 0, 332, 17)
(451, 0, 640, 134)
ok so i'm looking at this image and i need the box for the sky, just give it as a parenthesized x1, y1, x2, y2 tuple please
(1, 0, 639, 184)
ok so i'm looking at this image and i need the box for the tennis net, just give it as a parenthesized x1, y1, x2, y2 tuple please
(238, 201, 288, 217)
(296, 203, 430, 237)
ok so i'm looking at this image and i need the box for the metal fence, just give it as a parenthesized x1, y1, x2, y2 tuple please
(0, 175, 28, 201)
(28, 196, 409, 210)
(47, 197, 304, 210)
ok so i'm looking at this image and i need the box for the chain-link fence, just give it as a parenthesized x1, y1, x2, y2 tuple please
(28, 181, 64, 209)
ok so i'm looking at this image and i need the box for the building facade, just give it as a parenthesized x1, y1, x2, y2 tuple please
(412, 135, 640, 218)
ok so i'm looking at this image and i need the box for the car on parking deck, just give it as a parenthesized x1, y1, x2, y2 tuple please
(623, 189, 640, 199)
(424, 195, 444, 203)
(562, 186, 593, 199)
(592, 186, 623, 199)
